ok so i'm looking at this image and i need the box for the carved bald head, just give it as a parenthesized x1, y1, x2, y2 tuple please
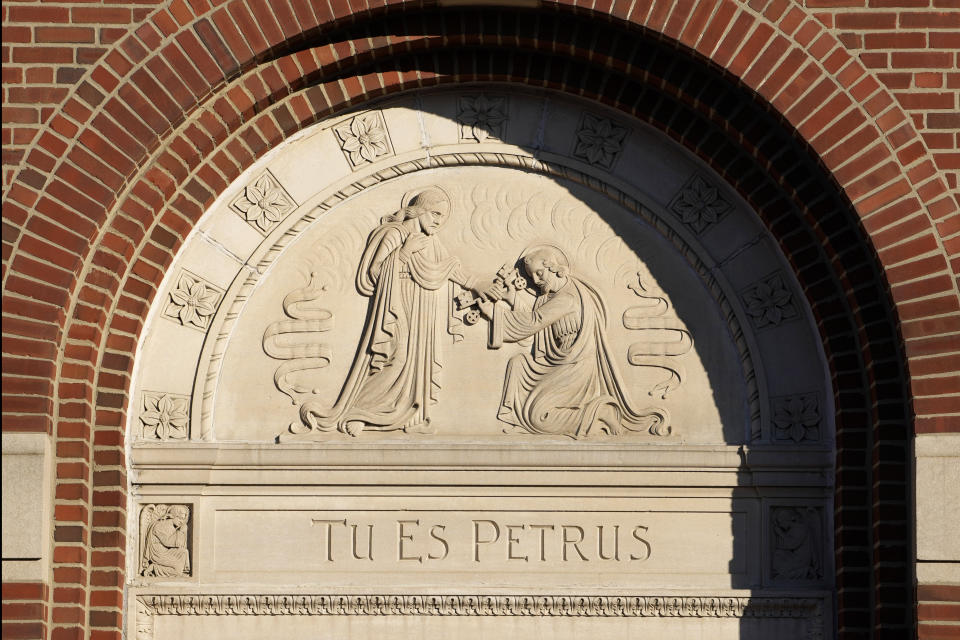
(404, 187, 451, 236)
(522, 245, 570, 294)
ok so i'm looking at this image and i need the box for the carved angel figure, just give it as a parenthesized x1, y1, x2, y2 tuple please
(139, 504, 190, 577)
(772, 508, 822, 580)
(289, 186, 480, 438)
(479, 244, 668, 438)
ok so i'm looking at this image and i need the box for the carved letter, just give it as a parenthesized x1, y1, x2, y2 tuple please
(506, 525, 528, 561)
(311, 519, 346, 562)
(529, 524, 555, 562)
(397, 520, 422, 562)
(630, 525, 652, 561)
(472, 520, 501, 562)
(562, 525, 589, 561)
(597, 525, 620, 561)
(351, 523, 374, 561)
(428, 525, 449, 561)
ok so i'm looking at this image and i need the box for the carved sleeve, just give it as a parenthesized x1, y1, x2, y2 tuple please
(494, 291, 578, 343)
(367, 228, 404, 280)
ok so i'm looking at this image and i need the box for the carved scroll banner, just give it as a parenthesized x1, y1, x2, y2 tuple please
(262, 271, 334, 403)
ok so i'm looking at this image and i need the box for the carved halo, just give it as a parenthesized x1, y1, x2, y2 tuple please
(401, 185, 452, 211)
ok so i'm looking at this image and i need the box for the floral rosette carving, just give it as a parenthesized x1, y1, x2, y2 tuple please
(164, 271, 223, 331)
(334, 112, 392, 166)
(139, 392, 189, 441)
(573, 113, 628, 169)
(458, 95, 508, 142)
(230, 170, 296, 234)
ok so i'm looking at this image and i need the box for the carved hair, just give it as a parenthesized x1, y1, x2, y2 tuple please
(521, 244, 570, 278)
(167, 505, 189, 520)
(383, 186, 451, 223)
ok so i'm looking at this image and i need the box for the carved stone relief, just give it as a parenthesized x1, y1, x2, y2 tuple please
(457, 95, 508, 142)
(138, 392, 189, 441)
(269, 183, 683, 442)
(229, 169, 297, 235)
(139, 504, 191, 578)
(668, 175, 732, 234)
(334, 112, 393, 168)
(741, 271, 799, 330)
(771, 393, 821, 443)
(770, 507, 823, 582)
(162, 270, 223, 332)
(572, 112, 628, 169)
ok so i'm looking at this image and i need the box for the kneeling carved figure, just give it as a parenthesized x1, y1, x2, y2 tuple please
(479, 244, 669, 438)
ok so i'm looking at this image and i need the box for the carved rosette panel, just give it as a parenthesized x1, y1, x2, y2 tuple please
(457, 95, 508, 142)
(770, 507, 823, 583)
(162, 270, 224, 332)
(740, 271, 799, 330)
(572, 112, 629, 170)
(138, 392, 189, 441)
(771, 393, 821, 443)
(138, 504, 192, 579)
(229, 169, 297, 235)
(669, 175, 732, 234)
(334, 111, 394, 168)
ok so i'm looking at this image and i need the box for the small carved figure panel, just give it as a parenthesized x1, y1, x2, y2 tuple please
(139, 504, 191, 578)
(770, 507, 823, 582)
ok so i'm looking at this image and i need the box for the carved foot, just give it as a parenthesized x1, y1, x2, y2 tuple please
(501, 424, 528, 435)
(343, 421, 365, 437)
(404, 419, 435, 435)
(276, 429, 335, 443)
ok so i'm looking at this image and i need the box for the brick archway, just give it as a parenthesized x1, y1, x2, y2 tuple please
(2, 4, 957, 639)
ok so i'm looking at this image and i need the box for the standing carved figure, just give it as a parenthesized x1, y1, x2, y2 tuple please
(139, 504, 190, 578)
(289, 186, 479, 438)
(479, 244, 668, 438)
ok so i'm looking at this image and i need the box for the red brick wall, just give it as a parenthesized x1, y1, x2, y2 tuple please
(2, 1, 958, 639)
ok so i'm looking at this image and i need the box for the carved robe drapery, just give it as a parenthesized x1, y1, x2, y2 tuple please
(491, 277, 667, 438)
(141, 518, 189, 577)
(299, 221, 470, 433)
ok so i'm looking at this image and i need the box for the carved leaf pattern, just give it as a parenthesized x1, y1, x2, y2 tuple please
(669, 175, 731, 234)
(140, 393, 188, 441)
(136, 593, 822, 620)
(742, 272, 798, 329)
(166, 272, 221, 330)
(335, 113, 391, 166)
(772, 394, 820, 443)
(231, 172, 296, 233)
(573, 114, 628, 169)
(458, 95, 508, 142)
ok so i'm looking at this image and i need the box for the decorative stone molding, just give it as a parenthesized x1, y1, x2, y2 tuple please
(139, 504, 191, 579)
(135, 593, 822, 635)
(229, 169, 297, 235)
(334, 112, 393, 167)
(771, 393, 821, 443)
(457, 95, 508, 142)
(668, 175, 732, 234)
(740, 271, 799, 330)
(139, 392, 189, 441)
(162, 270, 224, 332)
(572, 112, 628, 169)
